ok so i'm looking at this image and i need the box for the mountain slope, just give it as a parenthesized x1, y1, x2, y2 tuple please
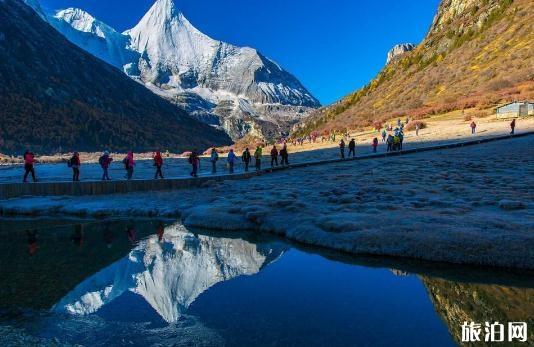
(0, 0, 230, 154)
(48, 0, 320, 140)
(297, 0, 533, 134)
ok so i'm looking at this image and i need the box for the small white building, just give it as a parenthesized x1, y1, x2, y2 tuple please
(496, 101, 534, 119)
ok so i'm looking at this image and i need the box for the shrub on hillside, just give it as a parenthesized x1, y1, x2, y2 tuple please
(405, 121, 427, 131)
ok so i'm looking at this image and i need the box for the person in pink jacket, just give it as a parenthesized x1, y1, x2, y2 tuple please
(23, 150, 37, 182)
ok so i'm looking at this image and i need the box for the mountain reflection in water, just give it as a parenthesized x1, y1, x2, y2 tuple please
(0, 218, 532, 346)
(53, 223, 286, 323)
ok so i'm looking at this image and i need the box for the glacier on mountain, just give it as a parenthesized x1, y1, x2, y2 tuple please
(53, 223, 286, 323)
(31, 0, 320, 139)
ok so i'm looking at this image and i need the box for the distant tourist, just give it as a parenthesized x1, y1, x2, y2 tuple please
(339, 139, 346, 159)
(188, 151, 200, 177)
(99, 151, 113, 181)
(470, 121, 477, 134)
(381, 129, 387, 142)
(270, 145, 279, 167)
(393, 135, 400, 151)
(254, 146, 262, 170)
(68, 152, 81, 181)
(123, 151, 135, 180)
(210, 148, 219, 174)
(510, 119, 516, 135)
(153, 151, 164, 179)
(415, 123, 420, 136)
(386, 134, 394, 152)
(242, 148, 251, 172)
(228, 149, 236, 173)
(280, 143, 289, 166)
(348, 139, 356, 158)
(397, 118, 401, 127)
(399, 132, 404, 150)
(22, 149, 37, 183)
(372, 137, 379, 153)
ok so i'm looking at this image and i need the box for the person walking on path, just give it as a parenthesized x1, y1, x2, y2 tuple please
(188, 151, 200, 177)
(372, 138, 379, 153)
(68, 152, 81, 181)
(381, 130, 387, 142)
(510, 119, 516, 134)
(339, 139, 346, 159)
(153, 151, 164, 179)
(393, 135, 400, 151)
(99, 151, 113, 180)
(123, 151, 135, 180)
(386, 134, 394, 152)
(280, 144, 289, 166)
(227, 149, 236, 173)
(348, 139, 356, 158)
(210, 148, 219, 174)
(270, 145, 279, 167)
(242, 148, 251, 171)
(470, 121, 477, 134)
(415, 123, 420, 136)
(23, 150, 37, 183)
(254, 146, 262, 171)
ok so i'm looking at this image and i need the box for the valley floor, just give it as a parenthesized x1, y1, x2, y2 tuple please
(1, 135, 533, 269)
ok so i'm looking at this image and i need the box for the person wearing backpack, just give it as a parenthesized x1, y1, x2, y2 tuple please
(68, 152, 81, 181)
(153, 151, 164, 179)
(254, 146, 262, 171)
(99, 151, 113, 181)
(339, 139, 346, 159)
(348, 139, 356, 158)
(123, 151, 135, 180)
(210, 148, 219, 174)
(188, 151, 200, 177)
(242, 148, 251, 172)
(372, 138, 379, 153)
(470, 121, 477, 134)
(227, 149, 237, 173)
(22, 149, 37, 183)
(386, 134, 394, 152)
(280, 143, 289, 166)
(270, 145, 279, 167)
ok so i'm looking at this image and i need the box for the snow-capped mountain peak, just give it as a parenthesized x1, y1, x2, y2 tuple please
(54, 8, 116, 40)
(34, 0, 320, 140)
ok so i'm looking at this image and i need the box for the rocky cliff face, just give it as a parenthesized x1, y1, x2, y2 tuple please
(40, 0, 320, 140)
(386, 43, 416, 64)
(422, 276, 534, 346)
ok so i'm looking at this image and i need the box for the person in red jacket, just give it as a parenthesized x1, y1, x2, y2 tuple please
(372, 137, 379, 153)
(270, 145, 279, 167)
(153, 151, 164, 179)
(470, 121, 477, 134)
(23, 150, 37, 182)
(68, 152, 81, 181)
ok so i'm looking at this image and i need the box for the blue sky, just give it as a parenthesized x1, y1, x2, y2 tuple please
(41, 0, 440, 105)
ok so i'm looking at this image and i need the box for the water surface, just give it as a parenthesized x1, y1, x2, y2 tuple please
(0, 218, 532, 346)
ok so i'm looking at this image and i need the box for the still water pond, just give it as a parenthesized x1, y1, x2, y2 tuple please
(0, 219, 532, 346)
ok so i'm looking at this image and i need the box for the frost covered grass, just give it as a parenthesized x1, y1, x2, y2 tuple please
(1, 136, 533, 269)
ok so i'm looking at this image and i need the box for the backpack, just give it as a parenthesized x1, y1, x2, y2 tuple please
(99, 156, 104, 166)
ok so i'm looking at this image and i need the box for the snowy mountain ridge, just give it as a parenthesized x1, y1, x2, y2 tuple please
(53, 224, 285, 323)
(31, 0, 320, 139)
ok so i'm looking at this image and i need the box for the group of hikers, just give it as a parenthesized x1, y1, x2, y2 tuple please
(21, 143, 292, 182)
(19, 118, 520, 183)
